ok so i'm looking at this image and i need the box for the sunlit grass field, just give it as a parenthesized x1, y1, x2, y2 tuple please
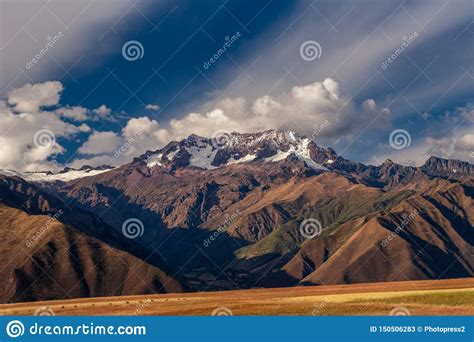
(1, 278, 472, 316)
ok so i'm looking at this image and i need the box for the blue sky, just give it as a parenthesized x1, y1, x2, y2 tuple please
(0, 0, 473, 172)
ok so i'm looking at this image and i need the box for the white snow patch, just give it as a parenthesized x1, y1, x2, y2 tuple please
(288, 131, 296, 142)
(265, 150, 291, 162)
(167, 149, 179, 160)
(265, 138, 327, 171)
(227, 154, 257, 165)
(186, 145, 218, 169)
(146, 153, 163, 168)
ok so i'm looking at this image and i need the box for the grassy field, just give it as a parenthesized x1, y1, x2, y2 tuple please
(0, 278, 473, 316)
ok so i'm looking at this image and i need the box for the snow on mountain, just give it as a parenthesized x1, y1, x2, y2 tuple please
(144, 129, 329, 171)
(264, 137, 327, 170)
(227, 153, 256, 165)
(0, 165, 115, 182)
(146, 153, 164, 168)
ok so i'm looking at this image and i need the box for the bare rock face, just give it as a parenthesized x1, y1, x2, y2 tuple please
(0, 129, 473, 300)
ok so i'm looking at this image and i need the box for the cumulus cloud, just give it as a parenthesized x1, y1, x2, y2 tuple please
(454, 133, 474, 154)
(77, 131, 121, 155)
(0, 99, 88, 171)
(56, 106, 89, 121)
(369, 105, 474, 166)
(71, 116, 170, 167)
(4, 78, 467, 172)
(92, 104, 112, 119)
(71, 78, 392, 168)
(7, 81, 63, 112)
(373, 132, 474, 167)
(56, 104, 114, 122)
(164, 78, 390, 143)
(68, 155, 116, 169)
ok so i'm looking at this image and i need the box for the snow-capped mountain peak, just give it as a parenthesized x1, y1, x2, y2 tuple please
(143, 129, 335, 171)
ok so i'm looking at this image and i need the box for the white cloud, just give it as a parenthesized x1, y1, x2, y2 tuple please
(165, 78, 389, 142)
(369, 105, 474, 166)
(7, 81, 63, 112)
(92, 104, 113, 120)
(1, 78, 467, 172)
(68, 155, 115, 169)
(454, 133, 474, 154)
(56, 106, 89, 121)
(145, 104, 160, 111)
(77, 131, 121, 155)
(369, 123, 474, 167)
(71, 78, 391, 168)
(73, 117, 170, 167)
(0, 0, 153, 91)
(0, 96, 87, 171)
(251, 95, 282, 116)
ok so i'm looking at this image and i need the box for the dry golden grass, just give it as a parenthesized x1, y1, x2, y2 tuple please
(1, 278, 473, 316)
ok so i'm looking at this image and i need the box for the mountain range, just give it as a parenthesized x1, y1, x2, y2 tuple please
(0, 129, 472, 303)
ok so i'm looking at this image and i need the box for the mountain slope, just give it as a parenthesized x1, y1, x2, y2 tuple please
(0, 175, 182, 303)
(0, 129, 472, 301)
(254, 179, 473, 287)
